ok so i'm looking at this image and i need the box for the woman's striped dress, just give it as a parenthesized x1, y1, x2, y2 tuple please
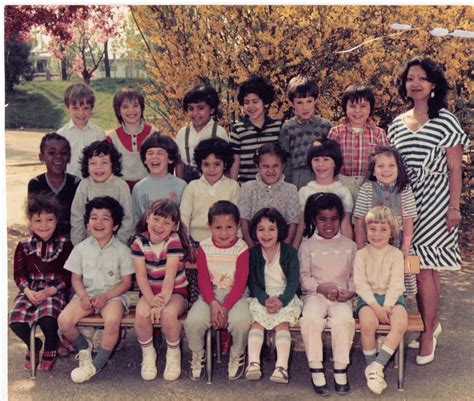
(388, 108, 469, 270)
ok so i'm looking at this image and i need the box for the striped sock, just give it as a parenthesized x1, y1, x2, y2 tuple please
(275, 331, 291, 370)
(363, 348, 377, 365)
(247, 329, 264, 364)
(138, 337, 153, 349)
(375, 344, 395, 368)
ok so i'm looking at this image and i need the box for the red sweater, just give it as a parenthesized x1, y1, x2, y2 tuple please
(196, 237, 249, 310)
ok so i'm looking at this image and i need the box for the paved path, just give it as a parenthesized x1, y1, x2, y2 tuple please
(4, 130, 474, 400)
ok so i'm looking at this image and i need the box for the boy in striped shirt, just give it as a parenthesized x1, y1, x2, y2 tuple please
(230, 76, 282, 183)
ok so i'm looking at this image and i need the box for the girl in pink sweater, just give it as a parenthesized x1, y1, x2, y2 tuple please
(298, 192, 356, 396)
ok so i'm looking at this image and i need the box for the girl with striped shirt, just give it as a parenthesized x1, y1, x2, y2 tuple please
(354, 146, 417, 258)
(131, 199, 193, 382)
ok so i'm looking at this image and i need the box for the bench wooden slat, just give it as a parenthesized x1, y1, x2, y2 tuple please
(77, 311, 187, 328)
(78, 310, 423, 332)
(288, 311, 424, 333)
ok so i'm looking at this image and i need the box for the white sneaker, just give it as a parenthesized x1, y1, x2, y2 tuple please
(71, 363, 97, 383)
(365, 362, 387, 395)
(189, 350, 206, 381)
(163, 348, 181, 381)
(74, 340, 93, 368)
(228, 350, 245, 380)
(141, 346, 157, 381)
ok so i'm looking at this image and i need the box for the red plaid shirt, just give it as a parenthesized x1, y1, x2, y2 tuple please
(328, 118, 388, 176)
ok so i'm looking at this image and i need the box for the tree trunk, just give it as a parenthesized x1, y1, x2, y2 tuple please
(103, 40, 111, 78)
(61, 59, 68, 81)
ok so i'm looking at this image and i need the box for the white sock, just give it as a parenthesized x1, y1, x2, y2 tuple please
(139, 337, 156, 359)
(334, 362, 348, 385)
(275, 330, 291, 370)
(247, 329, 264, 364)
(166, 339, 180, 356)
(310, 361, 326, 386)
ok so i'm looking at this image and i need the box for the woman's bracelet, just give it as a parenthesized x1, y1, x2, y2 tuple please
(448, 206, 460, 212)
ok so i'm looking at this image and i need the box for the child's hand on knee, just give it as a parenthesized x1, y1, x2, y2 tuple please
(210, 301, 223, 329)
(265, 296, 282, 314)
(147, 306, 162, 323)
(336, 289, 354, 302)
(371, 303, 390, 324)
(92, 294, 108, 310)
(152, 293, 165, 308)
(25, 288, 42, 305)
(155, 292, 171, 307)
(32, 292, 47, 305)
(219, 306, 229, 329)
(80, 295, 94, 311)
(317, 283, 339, 302)
(382, 305, 393, 316)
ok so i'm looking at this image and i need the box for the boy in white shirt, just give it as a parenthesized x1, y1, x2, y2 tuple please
(57, 83, 106, 177)
(58, 196, 134, 383)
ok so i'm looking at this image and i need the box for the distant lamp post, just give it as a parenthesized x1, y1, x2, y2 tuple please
(336, 23, 474, 54)
(390, 23, 474, 38)
(390, 23, 412, 31)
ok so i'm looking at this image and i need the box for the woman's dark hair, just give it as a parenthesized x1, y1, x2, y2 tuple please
(182, 84, 220, 116)
(135, 198, 193, 262)
(249, 207, 288, 243)
(80, 140, 122, 178)
(396, 57, 450, 119)
(84, 196, 124, 232)
(139, 133, 179, 173)
(194, 137, 234, 173)
(303, 192, 344, 238)
(253, 142, 289, 167)
(113, 86, 145, 123)
(237, 76, 275, 106)
(366, 146, 410, 193)
(26, 193, 61, 220)
(341, 84, 375, 117)
(39, 132, 71, 156)
(306, 138, 343, 177)
(208, 200, 240, 225)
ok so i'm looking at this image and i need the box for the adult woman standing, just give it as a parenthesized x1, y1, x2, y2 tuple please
(388, 57, 469, 365)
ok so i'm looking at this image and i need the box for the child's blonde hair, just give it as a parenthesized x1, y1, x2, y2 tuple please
(364, 206, 399, 239)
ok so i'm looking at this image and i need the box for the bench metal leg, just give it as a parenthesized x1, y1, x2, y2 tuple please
(397, 336, 405, 391)
(215, 329, 222, 363)
(30, 323, 38, 379)
(206, 329, 212, 384)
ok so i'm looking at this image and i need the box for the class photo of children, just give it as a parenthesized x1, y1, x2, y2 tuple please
(4, 5, 471, 401)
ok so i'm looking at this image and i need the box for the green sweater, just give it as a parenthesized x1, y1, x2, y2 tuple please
(248, 242, 300, 307)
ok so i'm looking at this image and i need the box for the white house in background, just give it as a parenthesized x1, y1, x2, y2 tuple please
(29, 24, 147, 81)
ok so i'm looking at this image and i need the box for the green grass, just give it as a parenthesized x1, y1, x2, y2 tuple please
(5, 78, 148, 131)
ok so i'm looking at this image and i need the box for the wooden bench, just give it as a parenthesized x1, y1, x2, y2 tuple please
(209, 311, 424, 391)
(28, 304, 423, 391)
